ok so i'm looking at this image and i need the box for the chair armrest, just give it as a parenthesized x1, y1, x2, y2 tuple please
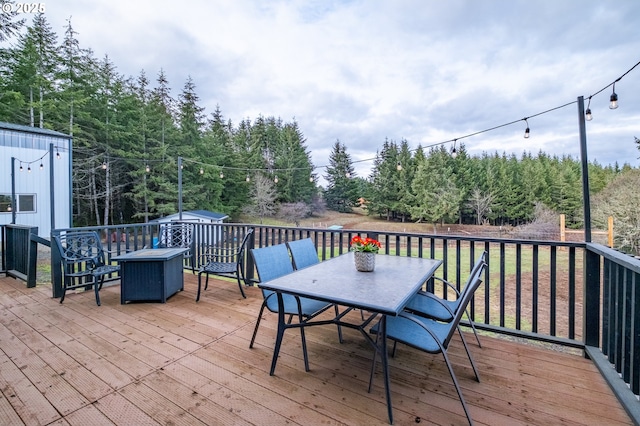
(431, 276, 462, 296)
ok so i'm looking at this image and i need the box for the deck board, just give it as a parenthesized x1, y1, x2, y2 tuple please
(0, 273, 632, 426)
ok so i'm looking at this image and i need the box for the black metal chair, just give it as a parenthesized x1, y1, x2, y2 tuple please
(157, 222, 196, 273)
(53, 231, 120, 306)
(196, 227, 254, 301)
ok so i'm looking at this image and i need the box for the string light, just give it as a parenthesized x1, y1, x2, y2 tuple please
(145, 164, 150, 173)
(102, 162, 107, 170)
(27, 165, 31, 173)
(50, 60, 636, 183)
(274, 175, 279, 183)
(39, 162, 43, 170)
(19, 162, 23, 172)
(523, 118, 530, 139)
(199, 167, 204, 175)
(609, 83, 618, 109)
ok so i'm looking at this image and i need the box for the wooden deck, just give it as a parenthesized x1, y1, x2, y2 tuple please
(0, 273, 631, 426)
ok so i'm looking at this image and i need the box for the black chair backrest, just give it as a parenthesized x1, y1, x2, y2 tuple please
(55, 231, 107, 269)
(158, 222, 194, 250)
(236, 228, 254, 256)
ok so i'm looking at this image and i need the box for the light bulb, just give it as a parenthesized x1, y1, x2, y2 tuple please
(396, 162, 402, 171)
(145, 164, 150, 173)
(200, 167, 204, 175)
(19, 164, 23, 172)
(585, 108, 592, 121)
(345, 172, 351, 178)
(27, 165, 31, 173)
(309, 176, 314, 182)
(609, 92, 618, 109)
(219, 171, 224, 179)
(524, 127, 530, 138)
(246, 174, 250, 182)
(274, 175, 279, 183)
(102, 162, 107, 170)
(39, 163, 43, 170)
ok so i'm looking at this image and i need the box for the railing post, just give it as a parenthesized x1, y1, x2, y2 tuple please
(245, 227, 256, 283)
(51, 231, 63, 299)
(583, 244, 601, 347)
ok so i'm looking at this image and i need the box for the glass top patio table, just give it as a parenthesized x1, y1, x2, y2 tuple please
(258, 251, 442, 424)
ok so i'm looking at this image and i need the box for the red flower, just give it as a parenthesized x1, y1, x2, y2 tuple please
(350, 235, 381, 253)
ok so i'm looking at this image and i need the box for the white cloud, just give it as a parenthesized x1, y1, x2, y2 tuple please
(36, 0, 640, 183)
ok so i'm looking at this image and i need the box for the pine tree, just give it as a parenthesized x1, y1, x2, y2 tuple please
(324, 140, 358, 213)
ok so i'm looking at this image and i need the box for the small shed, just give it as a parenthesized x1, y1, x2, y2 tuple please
(150, 210, 228, 224)
(0, 122, 72, 238)
(150, 210, 229, 247)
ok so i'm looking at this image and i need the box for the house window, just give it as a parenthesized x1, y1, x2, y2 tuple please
(0, 194, 36, 213)
(0, 195, 10, 212)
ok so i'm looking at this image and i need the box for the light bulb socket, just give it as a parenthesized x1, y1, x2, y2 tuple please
(609, 92, 618, 109)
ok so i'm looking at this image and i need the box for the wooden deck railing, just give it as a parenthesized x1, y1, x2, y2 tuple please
(45, 221, 640, 421)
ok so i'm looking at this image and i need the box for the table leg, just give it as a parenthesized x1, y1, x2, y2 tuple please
(269, 292, 286, 375)
(380, 315, 394, 424)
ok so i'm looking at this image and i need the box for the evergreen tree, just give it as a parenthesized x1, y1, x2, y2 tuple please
(324, 140, 358, 212)
(0, 0, 26, 42)
(410, 146, 463, 229)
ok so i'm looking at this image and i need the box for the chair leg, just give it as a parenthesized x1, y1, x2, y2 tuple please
(441, 350, 475, 426)
(249, 301, 268, 348)
(297, 310, 310, 372)
(334, 305, 343, 343)
(368, 323, 382, 392)
(236, 275, 247, 299)
(465, 309, 482, 347)
(457, 326, 481, 382)
(94, 277, 102, 306)
(196, 272, 204, 302)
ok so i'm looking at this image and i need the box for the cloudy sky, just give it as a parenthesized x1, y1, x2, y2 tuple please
(36, 1, 640, 180)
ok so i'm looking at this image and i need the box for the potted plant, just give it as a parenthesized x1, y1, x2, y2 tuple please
(350, 235, 381, 272)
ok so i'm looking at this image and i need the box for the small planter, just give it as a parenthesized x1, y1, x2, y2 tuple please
(354, 252, 376, 272)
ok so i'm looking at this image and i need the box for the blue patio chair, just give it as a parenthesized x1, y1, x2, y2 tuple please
(249, 243, 342, 371)
(404, 251, 487, 347)
(369, 267, 485, 425)
(286, 238, 319, 270)
(197, 227, 254, 301)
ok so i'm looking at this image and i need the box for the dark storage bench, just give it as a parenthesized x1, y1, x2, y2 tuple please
(113, 248, 187, 304)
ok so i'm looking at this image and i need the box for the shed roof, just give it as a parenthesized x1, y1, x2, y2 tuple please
(150, 210, 229, 222)
(0, 121, 71, 139)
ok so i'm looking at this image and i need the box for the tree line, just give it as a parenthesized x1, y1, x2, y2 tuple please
(1, 11, 638, 253)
